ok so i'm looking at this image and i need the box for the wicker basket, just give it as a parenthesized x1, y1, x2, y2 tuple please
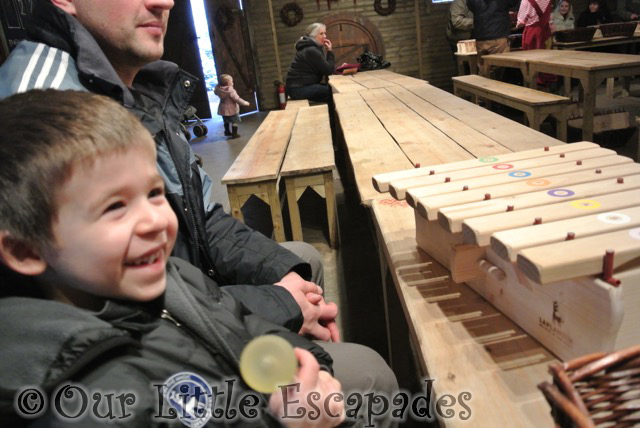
(538, 345, 640, 427)
(599, 22, 638, 38)
(554, 27, 597, 43)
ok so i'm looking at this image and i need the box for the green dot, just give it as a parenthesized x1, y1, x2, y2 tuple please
(479, 157, 499, 163)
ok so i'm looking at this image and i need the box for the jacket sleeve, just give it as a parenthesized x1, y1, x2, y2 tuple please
(229, 87, 249, 106)
(204, 203, 312, 284)
(222, 284, 303, 333)
(224, 287, 333, 373)
(304, 47, 335, 76)
(451, 0, 474, 31)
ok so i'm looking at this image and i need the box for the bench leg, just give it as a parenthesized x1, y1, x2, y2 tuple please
(267, 181, 286, 242)
(525, 110, 543, 132)
(553, 111, 568, 143)
(323, 171, 339, 249)
(226, 185, 245, 223)
(284, 177, 304, 242)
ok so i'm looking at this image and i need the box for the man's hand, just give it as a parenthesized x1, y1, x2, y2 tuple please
(275, 272, 340, 342)
(269, 348, 345, 427)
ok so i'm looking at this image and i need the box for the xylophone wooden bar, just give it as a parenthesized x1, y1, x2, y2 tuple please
(389, 147, 613, 200)
(406, 154, 631, 208)
(377, 144, 640, 361)
(517, 228, 640, 285)
(462, 188, 640, 246)
(491, 205, 640, 262)
(372, 141, 598, 193)
(415, 158, 635, 220)
(438, 169, 640, 233)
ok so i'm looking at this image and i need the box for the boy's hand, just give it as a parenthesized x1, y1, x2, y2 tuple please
(275, 272, 340, 342)
(268, 348, 345, 427)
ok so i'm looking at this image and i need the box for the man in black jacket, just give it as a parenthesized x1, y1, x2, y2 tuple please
(0, 0, 397, 406)
(467, 0, 520, 76)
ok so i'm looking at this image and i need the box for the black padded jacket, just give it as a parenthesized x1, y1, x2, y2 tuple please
(0, 258, 333, 427)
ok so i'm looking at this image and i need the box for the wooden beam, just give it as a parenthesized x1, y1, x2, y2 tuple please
(267, 0, 282, 82)
(414, 0, 424, 79)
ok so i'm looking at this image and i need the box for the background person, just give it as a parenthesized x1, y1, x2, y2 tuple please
(516, 0, 558, 87)
(214, 74, 250, 139)
(445, 0, 474, 54)
(617, 0, 640, 21)
(577, 0, 614, 26)
(551, 0, 576, 31)
(467, 0, 521, 77)
(285, 23, 336, 103)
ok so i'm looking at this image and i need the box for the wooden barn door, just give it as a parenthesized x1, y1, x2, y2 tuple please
(323, 13, 385, 65)
(204, 0, 257, 112)
(164, 0, 211, 118)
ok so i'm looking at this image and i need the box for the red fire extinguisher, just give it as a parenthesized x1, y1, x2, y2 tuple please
(275, 80, 286, 109)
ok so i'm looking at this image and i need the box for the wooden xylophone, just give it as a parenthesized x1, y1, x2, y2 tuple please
(374, 142, 640, 361)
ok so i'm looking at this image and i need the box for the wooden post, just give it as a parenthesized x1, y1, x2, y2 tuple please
(414, 0, 424, 80)
(267, 0, 283, 81)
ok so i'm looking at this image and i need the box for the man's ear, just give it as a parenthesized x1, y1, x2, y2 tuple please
(0, 232, 47, 276)
(51, 0, 77, 16)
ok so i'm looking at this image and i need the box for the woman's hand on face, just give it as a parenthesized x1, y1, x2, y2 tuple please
(323, 39, 332, 51)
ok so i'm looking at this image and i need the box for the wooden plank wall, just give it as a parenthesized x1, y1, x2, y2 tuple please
(244, 0, 597, 110)
(245, 0, 453, 110)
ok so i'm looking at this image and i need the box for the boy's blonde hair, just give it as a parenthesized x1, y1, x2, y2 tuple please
(219, 74, 232, 86)
(0, 89, 153, 250)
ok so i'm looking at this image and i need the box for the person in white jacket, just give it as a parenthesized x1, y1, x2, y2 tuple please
(214, 74, 250, 139)
(551, 0, 576, 32)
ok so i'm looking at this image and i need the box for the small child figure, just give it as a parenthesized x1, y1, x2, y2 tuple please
(214, 74, 250, 139)
(0, 90, 345, 426)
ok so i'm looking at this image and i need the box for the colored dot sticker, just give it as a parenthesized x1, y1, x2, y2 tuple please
(508, 170, 532, 178)
(597, 212, 631, 225)
(629, 227, 640, 240)
(492, 163, 513, 170)
(526, 178, 551, 186)
(479, 157, 499, 163)
(570, 199, 601, 210)
(548, 189, 575, 197)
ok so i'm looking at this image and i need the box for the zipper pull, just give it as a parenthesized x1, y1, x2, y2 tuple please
(160, 309, 182, 327)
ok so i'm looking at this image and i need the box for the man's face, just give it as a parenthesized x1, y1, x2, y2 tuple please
(63, 0, 174, 68)
(42, 136, 178, 308)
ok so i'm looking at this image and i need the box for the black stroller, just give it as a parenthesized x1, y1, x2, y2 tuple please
(180, 105, 208, 141)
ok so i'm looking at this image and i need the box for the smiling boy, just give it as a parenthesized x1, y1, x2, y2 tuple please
(0, 90, 345, 427)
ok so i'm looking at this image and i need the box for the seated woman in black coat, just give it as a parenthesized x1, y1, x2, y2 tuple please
(285, 23, 336, 103)
(577, 0, 613, 27)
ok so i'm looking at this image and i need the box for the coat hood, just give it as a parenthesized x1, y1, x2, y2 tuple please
(295, 36, 321, 51)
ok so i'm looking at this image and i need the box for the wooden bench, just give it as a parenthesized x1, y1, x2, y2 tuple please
(452, 74, 571, 142)
(281, 105, 338, 248)
(454, 52, 478, 76)
(221, 109, 298, 242)
(285, 99, 309, 109)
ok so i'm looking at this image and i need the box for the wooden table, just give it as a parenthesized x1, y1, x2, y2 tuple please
(329, 71, 565, 426)
(329, 72, 562, 205)
(482, 49, 640, 141)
